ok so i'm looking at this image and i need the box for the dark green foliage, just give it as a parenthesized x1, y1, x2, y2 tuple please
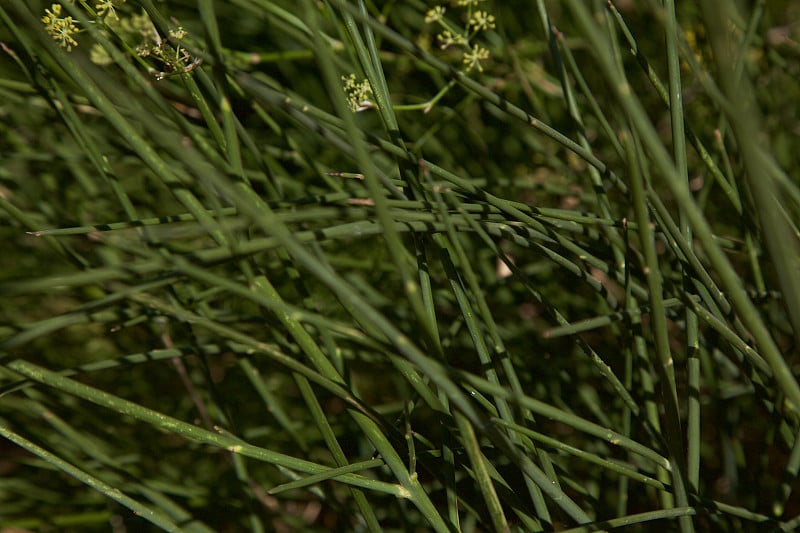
(1, 1, 799, 531)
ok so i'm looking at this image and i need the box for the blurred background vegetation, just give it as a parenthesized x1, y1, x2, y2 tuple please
(1, 0, 800, 531)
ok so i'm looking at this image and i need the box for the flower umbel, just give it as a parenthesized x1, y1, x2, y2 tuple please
(95, 0, 125, 20)
(126, 15, 202, 80)
(437, 30, 468, 50)
(469, 10, 495, 32)
(462, 44, 490, 72)
(41, 3, 81, 51)
(425, 6, 446, 23)
(342, 74, 375, 112)
(424, 2, 494, 72)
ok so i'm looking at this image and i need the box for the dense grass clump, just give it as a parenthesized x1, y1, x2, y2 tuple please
(1, 1, 800, 531)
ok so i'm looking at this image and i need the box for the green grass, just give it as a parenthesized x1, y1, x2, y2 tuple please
(1, 0, 800, 531)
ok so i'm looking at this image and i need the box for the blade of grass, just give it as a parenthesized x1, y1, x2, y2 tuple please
(566, 0, 800, 422)
(661, 3, 700, 507)
(0, 424, 182, 531)
(1, 358, 410, 497)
